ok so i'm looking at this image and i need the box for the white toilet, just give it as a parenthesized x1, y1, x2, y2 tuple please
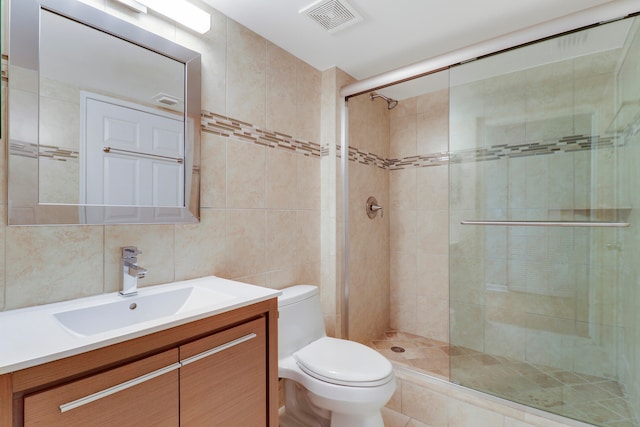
(278, 285, 396, 427)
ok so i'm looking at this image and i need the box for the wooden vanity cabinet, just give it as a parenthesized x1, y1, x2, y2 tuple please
(0, 299, 278, 427)
(180, 317, 267, 426)
(23, 349, 180, 426)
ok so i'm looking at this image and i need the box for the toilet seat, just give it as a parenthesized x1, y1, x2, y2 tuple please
(293, 337, 393, 387)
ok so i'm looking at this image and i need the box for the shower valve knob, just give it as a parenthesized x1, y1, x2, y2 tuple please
(366, 196, 383, 219)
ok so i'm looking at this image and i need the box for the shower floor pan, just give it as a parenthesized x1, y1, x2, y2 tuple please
(371, 330, 637, 427)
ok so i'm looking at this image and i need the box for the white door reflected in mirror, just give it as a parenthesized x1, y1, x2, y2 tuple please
(82, 94, 185, 223)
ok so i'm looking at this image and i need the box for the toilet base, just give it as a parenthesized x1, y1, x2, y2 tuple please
(281, 379, 386, 427)
(282, 379, 330, 427)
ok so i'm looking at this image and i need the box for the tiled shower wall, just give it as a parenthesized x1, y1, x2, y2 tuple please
(342, 87, 450, 345)
(388, 88, 450, 343)
(0, 0, 324, 310)
(346, 93, 391, 344)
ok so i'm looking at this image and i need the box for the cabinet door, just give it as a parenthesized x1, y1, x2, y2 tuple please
(24, 349, 179, 426)
(180, 317, 267, 426)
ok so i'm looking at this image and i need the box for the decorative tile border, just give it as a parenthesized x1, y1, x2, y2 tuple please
(624, 115, 640, 141)
(336, 147, 450, 170)
(9, 141, 79, 161)
(347, 146, 389, 169)
(388, 152, 450, 169)
(347, 133, 625, 171)
(450, 134, 619, 164)
(201, 111, 322, 158)
(1, 55, 8, 86)
(8, 141, 38, 159)
(40, 145, 80, 161)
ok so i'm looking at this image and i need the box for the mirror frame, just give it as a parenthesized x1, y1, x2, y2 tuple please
(8, 0, 201, 225)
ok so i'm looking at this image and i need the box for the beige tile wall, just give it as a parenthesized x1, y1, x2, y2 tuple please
(344, 92, 390, 344)
(388, 87, 450, 343)
(0, 0, 322, 310)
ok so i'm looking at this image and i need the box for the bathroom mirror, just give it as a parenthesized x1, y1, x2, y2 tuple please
(8, 0, 201, 225)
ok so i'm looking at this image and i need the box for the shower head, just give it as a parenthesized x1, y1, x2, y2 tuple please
(370, 92, 398, 110)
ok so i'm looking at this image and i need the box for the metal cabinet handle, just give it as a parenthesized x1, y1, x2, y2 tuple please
(180, 333, 257, 367)
(58, 332, 256, 413)
(59, 362, 181, 413)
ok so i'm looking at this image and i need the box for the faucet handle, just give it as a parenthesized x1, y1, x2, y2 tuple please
(122, 246, 142, 258)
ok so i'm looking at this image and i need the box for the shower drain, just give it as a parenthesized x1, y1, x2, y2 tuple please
(390, 346, 405, 353)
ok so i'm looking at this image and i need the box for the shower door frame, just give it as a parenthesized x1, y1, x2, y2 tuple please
(338, 0, 640, 343)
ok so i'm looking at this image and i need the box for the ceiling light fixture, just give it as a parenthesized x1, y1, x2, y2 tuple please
(117, 0, 211, 34)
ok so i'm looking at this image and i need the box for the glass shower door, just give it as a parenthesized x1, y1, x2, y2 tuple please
(449, 16, 640, 427)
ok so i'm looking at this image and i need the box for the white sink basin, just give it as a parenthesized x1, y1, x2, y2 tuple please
(54, 286, 234, 336)
(0, 275, 280, 374)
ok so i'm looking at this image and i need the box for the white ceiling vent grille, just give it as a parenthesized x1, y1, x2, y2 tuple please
(152, 92, 180, 106)
(300, 0, 363, 34)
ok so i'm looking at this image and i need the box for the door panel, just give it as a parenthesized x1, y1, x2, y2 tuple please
(24, 349, 179, 427)
(180, 318, 268, 427)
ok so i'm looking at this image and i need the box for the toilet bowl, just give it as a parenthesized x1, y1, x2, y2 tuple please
(278, 285, 396, 427)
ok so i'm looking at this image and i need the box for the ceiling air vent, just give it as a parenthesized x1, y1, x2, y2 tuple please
(152, 92, 180, 106)
(300, 0, 363, 34)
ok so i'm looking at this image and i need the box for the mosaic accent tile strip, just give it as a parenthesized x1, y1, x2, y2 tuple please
(9, 141, 38, 159)
(337, 147, 450, 169)
(348, 133, 624, 171)
(40, 145, 80, 161)
(623, 115, 640, 141)
(9, 141, 79, 161)
(387, 152, 450, 169)
(1, 55, 7, 85)
(450, 134, 620, 164)
(348, 146, 389, 169)
(201, 111, 322, 158)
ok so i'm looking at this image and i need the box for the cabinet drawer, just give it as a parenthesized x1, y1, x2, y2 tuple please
(24, 349, 179, 427)
(180, 317, 267, 427)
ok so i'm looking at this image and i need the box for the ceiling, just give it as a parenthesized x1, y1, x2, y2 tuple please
(201, 0, 616, 80)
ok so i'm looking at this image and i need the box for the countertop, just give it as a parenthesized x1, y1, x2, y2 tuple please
(0, 276, 280, 374)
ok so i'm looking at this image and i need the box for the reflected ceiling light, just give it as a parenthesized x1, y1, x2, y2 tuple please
(113, 0, 147, 13)
(135, 0, 211, 34)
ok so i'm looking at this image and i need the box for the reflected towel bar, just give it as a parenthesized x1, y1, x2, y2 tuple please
(103, 146, 184, 164)
(461, 220, 629, 228)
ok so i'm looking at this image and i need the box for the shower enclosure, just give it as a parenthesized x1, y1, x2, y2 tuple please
(344, 10, 640, 427)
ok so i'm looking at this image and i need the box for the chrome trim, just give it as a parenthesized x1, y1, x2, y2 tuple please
(341, 97, 350, 340)
(340, 0, 640, 98)
(9, 0, 201, 225)
(104, 147, 185, 164)
(59, 362, 181, 413)
(461, 220, 630, 228)
(180, 333, 257, 366)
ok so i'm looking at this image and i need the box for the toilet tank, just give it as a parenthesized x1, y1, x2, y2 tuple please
(278, 285, 327, 360)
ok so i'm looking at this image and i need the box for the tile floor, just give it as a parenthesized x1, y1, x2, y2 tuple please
(371, 329, 638, 427)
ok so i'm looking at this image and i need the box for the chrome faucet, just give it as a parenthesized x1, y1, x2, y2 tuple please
(120, 246, 147, 296)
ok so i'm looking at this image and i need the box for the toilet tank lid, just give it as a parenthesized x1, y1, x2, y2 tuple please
(278, 285, 318, 307)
